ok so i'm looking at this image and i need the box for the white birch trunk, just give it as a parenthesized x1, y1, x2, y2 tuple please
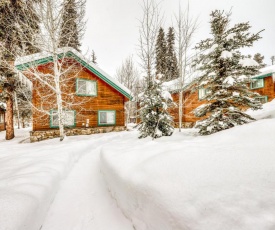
(14, 92, 20, 129)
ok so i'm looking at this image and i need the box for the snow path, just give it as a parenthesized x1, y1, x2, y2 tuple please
(41, 136, 134, 230)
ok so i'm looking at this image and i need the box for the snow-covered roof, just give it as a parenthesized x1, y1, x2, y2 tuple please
(252, 65, 275, 80)
(15, 47, 132, 99)
(163, 70, 203, 93)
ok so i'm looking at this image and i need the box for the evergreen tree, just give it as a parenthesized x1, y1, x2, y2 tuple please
(155, 27, 167, 76)
(0, 0, 40, 140)
(253, 53, 266, 68)
(138, 75, 175, 139)
(91, 50, 97, 65)
(59, 0, 86, 51)
(193, 10, 263, 135)
(166, 27, 179, 81)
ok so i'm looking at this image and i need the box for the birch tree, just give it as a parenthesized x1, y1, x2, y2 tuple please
(175, 2, 198, 132)
(138, 0, 162, 85)
(116, 55, 140, 124)
(4, 0, 87, 141)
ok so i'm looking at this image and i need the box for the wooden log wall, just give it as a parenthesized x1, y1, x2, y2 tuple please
(251, 76, 275, 101)
(170, 75, 275, 127)
(29, 61, 127, 131)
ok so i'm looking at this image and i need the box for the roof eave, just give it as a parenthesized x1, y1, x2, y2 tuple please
(15, 50, 132, 100)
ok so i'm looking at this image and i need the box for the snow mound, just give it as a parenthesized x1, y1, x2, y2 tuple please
(101, 101, 275, 230)
(247, 99, 275, 119)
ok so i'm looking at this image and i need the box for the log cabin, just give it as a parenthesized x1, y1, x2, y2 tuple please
(15, 47, 131, 141)
(249, 65, 275, 103)
(0, 103, 6, 132)
(166, 65, 275, 128)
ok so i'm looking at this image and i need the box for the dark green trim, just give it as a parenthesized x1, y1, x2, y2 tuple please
(252, 72, 274, 79)
(98, 110, 116, 126)
(76, 78, 97, 97)
(250, 78, 264, 89)
(255, 95, 268, 103)
(50, 109, 76, 128)
(15, 51, 132, 99)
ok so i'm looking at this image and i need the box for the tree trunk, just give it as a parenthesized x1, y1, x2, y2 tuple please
(14, 92, 20, 129)
(5, 88, 15, 140)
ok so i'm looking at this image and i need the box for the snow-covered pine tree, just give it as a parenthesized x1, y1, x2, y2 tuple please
(59, 0, 86, 51)
(138, 75, 175, 139)
(155, 27, 167, 77)
(253, 53, 266, 68)
(0, 0, 40, 140)
(166, 27, 179, 81)
(193, 10, 263, 135)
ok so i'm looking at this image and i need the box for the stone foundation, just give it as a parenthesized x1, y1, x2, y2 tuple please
(30, 126, 126, 143)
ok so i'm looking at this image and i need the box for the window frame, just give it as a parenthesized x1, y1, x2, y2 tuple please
(255, 96, 268, 104)
(76, 78, 97, 97)
(50, 109, 76, 128)
(198, 88, 210, 100)
(250, 78, 264, 89)
(98, 110, 116, 126)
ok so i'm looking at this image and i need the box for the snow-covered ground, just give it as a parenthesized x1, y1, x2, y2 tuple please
(0, 130, 133, 230)
(1, 100, 275, 230)
(101, 100, 275, 230)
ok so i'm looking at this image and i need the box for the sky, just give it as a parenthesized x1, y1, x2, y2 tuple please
(82, 0, 275, 77)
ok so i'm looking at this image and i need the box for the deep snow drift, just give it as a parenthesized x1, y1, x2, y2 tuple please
(0, 130, 133, 230)
(100, 100, 275, 230)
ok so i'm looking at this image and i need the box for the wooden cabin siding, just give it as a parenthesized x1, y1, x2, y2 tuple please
(250, 76, 275, 102)
(30, 62, 127, 131)
(170, 88, 206, 127)
(170, 75, 275, 127)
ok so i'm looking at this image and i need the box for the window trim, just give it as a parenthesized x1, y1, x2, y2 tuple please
(250, 78, 264, 89)
(198, 88, 210, 100)
(98, 110, 116, 126)
(255, 96, 268, 104)
(76, 78, 97, 97)
(50, 109, 76, 128)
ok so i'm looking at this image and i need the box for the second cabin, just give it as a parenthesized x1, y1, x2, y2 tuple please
(166, 65, 275, 128)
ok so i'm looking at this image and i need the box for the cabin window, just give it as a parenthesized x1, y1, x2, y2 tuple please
(251, 79, 264, 89)
(98, 110, 116, 126)
(0, 113, 4, 123)
(50, 110, 76, 128)
(76, 78, 97, 96)
(198, 88, 210, 100)
(255, 96, 268, 104)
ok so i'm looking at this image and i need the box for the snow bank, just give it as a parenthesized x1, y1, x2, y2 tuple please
(0, 130, 117, 230)
(247, 99, 275, 120)
(100, 102, 275, 230)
